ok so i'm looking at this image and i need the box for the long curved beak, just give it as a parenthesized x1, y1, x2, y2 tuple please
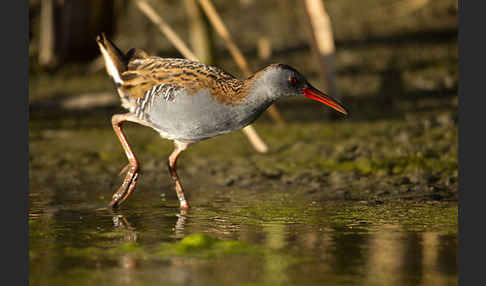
(302, 86, 348, 116)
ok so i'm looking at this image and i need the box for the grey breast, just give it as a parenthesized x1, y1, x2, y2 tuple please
(137, 84, 263, 142)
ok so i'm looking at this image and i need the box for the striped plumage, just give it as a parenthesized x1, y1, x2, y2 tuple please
(96, 33, 347, 209)
(122, 57, 249, 103)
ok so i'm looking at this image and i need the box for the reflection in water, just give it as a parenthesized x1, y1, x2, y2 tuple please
(174, 209, 187, 238)
(263, 223, 289, 285)
(29, 197, 457, 286)
(112, 213, 137, 242)
(364, 225, 457, 286)
(111, 212, 138, 285)
(111, 208, 188, 239)
(110, 209, 191, 285)
(365, 224, 406, 285)
(422, 232, 457, 285)
(330, 225, 368, 276)
(108, 210, 191, 284)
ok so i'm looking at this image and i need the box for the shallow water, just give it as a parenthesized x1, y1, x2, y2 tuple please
(29, 172, 457, 286)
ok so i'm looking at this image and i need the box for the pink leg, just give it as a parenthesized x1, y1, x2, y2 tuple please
(168, 141, 189, 209)
(109, 114, 140, 208)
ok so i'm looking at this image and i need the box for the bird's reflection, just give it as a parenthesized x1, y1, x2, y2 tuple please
(110, 208, 189, 241)
(105, 210, 139, 284)
(112, 213, 137, 242)
(107, 208, 189, 284)
(174, 208, 187, 238)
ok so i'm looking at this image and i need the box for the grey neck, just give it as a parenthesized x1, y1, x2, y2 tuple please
(244, 69, 281, 106)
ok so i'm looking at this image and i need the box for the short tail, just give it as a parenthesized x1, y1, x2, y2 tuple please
(96, 33, 127, 86)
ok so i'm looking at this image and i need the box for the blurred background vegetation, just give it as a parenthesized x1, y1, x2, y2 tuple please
(29, 0, 458, 113)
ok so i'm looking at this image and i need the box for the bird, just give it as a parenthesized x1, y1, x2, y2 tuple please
(96, 33, 347, 210)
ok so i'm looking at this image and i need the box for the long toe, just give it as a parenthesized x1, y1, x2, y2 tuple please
(110, 168, 139, 208)
(118, 164, 142, 177)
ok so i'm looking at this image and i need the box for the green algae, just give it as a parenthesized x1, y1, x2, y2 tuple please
(98, 231, 128, 239)
(112, 242, 142, 253)
(64, 246, 106, 259)
(58, 233, 265, 262)
(232, 200, 457, 234)
(155, 234, 262, 258)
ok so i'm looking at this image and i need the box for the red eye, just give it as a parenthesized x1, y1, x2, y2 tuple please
(289, 77, 297, 86)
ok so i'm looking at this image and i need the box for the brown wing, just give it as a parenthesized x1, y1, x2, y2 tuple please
(119, 56, 248, 104)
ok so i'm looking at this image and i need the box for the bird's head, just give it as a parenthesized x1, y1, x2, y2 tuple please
(253, 64, 348, 116)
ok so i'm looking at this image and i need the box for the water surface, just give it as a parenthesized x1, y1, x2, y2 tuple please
(30, 178, 457, 286)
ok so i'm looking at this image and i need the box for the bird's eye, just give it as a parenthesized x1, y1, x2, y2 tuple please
(289, 77, 298, 86)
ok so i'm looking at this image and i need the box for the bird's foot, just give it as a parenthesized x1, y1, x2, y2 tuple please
(118, 164, 130, 176)
(110, 165, 139, 208)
